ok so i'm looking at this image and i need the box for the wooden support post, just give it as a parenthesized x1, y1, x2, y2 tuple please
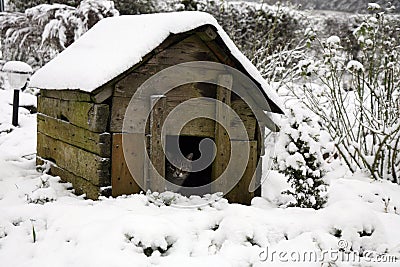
(149, 95, 166, 192)
(111, 133, 144, 197)
(212, 74, 233, 193)
(226, 141, 258, 204)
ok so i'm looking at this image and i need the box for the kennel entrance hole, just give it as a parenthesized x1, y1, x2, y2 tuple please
(165, 135, 215, 196)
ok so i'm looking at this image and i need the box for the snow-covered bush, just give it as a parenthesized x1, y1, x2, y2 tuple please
(0, 0, 118, 69)
(288, 6, 400, 183)
(7, 0, 81, 11)
(213, 2, 299, 68)
(274, 107, 328, 209)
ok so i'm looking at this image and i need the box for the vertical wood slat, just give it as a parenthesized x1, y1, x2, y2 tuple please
(254, 122, 264, 198)
(212, 74, 233, 193)
(111, 133, 143, 196)
(149, 95, 167, 192)
(226, 140, 258, 204)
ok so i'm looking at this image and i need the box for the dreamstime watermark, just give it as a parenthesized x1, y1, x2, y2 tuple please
(259, 239, 398, 264)
(121, 61, 277, 207)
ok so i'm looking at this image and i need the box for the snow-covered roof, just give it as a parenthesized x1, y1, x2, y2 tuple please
(30, 11, 282, 110)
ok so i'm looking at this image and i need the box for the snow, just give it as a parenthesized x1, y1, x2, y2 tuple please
(0, 87, 399, 266)
(29, 11, 283, 110)
(368, 3, 381, 10)
(2, 61, 33, 74)
(326, 35, 340, 45)
(347, 60, 364, 72)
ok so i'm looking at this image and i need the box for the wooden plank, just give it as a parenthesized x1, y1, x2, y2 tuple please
(231, 99, 256, 140)
(254, 158, 262, 199)
(110, 96, 149, 133)
(114, 68, 219, 99)
(37, 157, 102, 200)
(114, 72, 150, 99)
(149, 95, 166, 192)
(37, 132, 110, 187)
(165, 84, 203, 103)
(92, 84, 113, 103)
(225, 141, 258, 205)
(37, 114, 111, 157)
(146, 34, 219, 68)
(212, 74, 232, 193)
(111, 133, 144, 196)
(40, 89, 92, 102)
(37, 96, 110, 133)
(255, 122, 265, 157)
(166, 118, 215, 138)
(254, 122, 264, 198)
(111, 84, 217, 133)
(163, 96, 216, 138)
(163, 95, 256, 139)
(202, 38, 236, 68)
(196, 26, 218, 42)
(113, 34, 220, 99)
(106, 32, 193, 99)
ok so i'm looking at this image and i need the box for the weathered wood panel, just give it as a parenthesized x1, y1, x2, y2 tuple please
(37, 157, 102, 200)
(212, 75, 232, 193)
(231, 99, 256, 140)
(166, 118, 215, 138)
(40, 89, 92, 102)
(254, 157, 262, 199)
(37, 114, 111, 157)
(111, 133, 143, 196)
(111, 89, 256, 139)
(196, 26, 217, 42)
(146, 34, 218, 66)
(163, 96, 216, 138)
(91, 84, 113, 103)
(38, 96, 109, 132)
(113, 34, 220, 99)
(254, 122, 264, 198)
(149, 96, 166, 192)
(111, 84, 210, 133)
(110, 96, 149, 133)
(255, 122, 265, 157)
(225, 141, 258, 205)
(37, 133, 110, 187)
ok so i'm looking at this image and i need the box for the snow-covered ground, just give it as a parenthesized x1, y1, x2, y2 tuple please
(0, 89, 399, 266)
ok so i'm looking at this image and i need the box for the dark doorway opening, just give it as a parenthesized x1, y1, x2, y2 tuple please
(165, 135, 214, 196)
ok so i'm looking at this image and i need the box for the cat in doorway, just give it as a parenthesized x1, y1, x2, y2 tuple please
(166, 152, 193, 187)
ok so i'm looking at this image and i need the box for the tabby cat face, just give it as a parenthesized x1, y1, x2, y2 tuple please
(166, 153, 193, 180)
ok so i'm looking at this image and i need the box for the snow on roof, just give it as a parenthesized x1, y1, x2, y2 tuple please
(30, 11, 282, 108)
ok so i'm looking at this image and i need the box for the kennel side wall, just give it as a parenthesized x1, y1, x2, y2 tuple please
(36, 92, 112, 199)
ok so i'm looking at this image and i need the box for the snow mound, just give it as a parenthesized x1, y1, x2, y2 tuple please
(2, 61, 33, 73)
(347, 60, 364, 71)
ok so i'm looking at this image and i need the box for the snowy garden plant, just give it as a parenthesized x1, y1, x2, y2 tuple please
(289, 4, 400, 183)
(275, 106, 328, 209)
(0, 0, 118, 69)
